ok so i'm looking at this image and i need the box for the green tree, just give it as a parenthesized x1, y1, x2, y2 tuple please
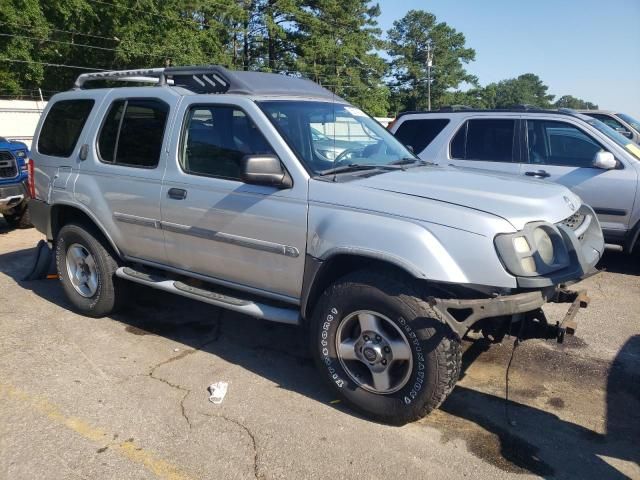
(292, 0, 389, 116)
(489, 73, 555, 108)
(387, 10, 476, 113)
(554, 94, 598, 110)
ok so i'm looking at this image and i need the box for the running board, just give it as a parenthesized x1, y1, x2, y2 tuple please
(115, 267, 299, 325)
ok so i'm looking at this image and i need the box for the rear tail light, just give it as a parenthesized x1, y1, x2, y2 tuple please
(27, 158, 36, 198)
(386, 118, 398, 131)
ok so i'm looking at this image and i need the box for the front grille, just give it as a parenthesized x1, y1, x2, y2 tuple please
(0, 151, 18, 179)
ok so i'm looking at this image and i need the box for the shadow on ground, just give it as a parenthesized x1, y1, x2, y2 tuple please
(1, 244, 639, 478)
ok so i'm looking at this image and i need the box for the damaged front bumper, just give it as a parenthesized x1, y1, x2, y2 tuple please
(428, 287, 590, 342)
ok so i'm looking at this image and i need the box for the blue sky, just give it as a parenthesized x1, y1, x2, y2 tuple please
(376, 0, 640, 118)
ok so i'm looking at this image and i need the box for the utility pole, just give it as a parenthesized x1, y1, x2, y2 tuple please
(426, 40, 434, 111)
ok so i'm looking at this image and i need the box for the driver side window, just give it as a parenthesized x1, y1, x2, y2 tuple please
(180, 105, 275, 180)
(526, 120, 603, 168)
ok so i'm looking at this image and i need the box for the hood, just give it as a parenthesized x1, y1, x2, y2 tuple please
(0, 139, 28, 151)
(352, 166, 581, 230)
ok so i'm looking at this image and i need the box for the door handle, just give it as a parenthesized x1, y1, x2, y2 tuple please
(525, 170, 550, 178)
(167, 188, 187, 200)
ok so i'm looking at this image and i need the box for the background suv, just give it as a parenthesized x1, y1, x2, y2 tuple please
(577, 110, 640, 144)
(389, 108, 640, 253)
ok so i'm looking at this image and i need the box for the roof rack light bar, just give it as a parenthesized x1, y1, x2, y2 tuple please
(74, 68, 168, 89)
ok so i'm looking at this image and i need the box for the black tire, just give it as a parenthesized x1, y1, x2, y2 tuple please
(311, 269, 461, 424)
(55, 222, 126, 317)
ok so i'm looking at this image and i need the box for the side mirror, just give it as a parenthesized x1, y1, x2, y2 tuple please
(593, 151, 617, 170)
(240, 155, 292, 189)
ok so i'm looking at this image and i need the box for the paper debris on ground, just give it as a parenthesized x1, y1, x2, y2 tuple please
(208, 382, 229, 405)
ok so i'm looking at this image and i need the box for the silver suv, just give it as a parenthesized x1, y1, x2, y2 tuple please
(390, 107, 640, 253)
(29, 67, 603, 424)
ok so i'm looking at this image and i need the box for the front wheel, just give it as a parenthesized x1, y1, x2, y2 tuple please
(311, 270, 461, 424)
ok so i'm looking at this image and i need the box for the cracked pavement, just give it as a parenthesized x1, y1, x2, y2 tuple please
(1, 224, 639, 479)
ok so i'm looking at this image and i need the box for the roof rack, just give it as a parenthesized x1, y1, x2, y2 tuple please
(73, 65, 343, 101)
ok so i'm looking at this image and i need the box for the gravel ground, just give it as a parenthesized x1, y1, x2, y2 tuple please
(1, 222, 638, 480)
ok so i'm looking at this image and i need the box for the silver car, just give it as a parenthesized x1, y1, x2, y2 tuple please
(390, 107, 640, 254)
(28, 67, 603, 424)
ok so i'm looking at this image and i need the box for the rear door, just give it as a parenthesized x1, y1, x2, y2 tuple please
(447, 117, 522, 175)
(75, 90, 178, 263)
(522, 118, 636, 231)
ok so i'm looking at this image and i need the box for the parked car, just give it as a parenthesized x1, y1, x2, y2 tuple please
(389, 107, 640, 254)
(29, 67, 603, 424)
(578, 110, 640, 144)
(0, 136, 31, 228)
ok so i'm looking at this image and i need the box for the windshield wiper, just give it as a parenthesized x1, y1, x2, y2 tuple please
(317, 163, 405, 177)
(389, 157, 435, 167)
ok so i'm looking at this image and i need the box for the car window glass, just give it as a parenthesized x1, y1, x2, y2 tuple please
(181, 106, 275, 180)
(527, 120, 602, 168)
(98, 98, 168, 168)
(589, 114, 629, 134)
(451, 119, 515, 162)
(394, 118, 449, 154)
(38, 99, 95, 157)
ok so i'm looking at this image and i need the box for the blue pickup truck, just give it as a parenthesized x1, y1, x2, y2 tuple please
(0, 136, 31, 228)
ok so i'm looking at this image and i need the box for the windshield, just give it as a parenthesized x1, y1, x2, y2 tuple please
(617, 113, 640, 132)
(258, 101, 415, 174)
(586, 118, 640, 160)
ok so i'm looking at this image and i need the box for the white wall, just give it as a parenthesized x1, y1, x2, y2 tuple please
(0, 100, 47, 149)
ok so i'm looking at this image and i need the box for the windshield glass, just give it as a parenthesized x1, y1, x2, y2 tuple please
(258, 101, 414, 174)
(588, 118, 640, 160)
(617, 113, 640, 132)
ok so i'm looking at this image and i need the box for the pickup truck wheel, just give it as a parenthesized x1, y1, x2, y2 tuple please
(55, 223, 125, 317)
(3, 205, 32, 228)
(311, 270, 461, 424)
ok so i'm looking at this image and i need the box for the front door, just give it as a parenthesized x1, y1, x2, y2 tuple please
(160, 99, 308, 301)
(522, 118, 637, 232)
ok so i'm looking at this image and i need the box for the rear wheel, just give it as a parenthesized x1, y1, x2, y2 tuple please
(311, 269, 461, 424)
(55, 223, 126, 317)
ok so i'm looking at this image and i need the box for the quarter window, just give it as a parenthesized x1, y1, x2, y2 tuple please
(98, 98, 168, 168)
(450, 119, 516, 162)
(527, 120, 602, 168)
(394, 119, 449, 154)
(38, 99, 95, 157)
(180, 105, 275, 180)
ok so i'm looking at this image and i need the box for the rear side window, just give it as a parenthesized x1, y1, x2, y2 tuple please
(98, 98, 169, 168)
(394, 118, 449, 153)
(450, 119, 516, 162)
(38, 99, 94, 157)
(180, 105, 275, 180)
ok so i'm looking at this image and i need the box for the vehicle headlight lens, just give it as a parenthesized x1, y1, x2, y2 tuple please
(317, 149, 338, 160)
(533, 227, 554, 264)
(15, 150, 26, 158)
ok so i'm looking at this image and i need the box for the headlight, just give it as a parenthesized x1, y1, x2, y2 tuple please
(533, 228, 554, 264)
(495, 223, 570, 277)
(317, 149, 338, 160)
(15, 150, 26, 158)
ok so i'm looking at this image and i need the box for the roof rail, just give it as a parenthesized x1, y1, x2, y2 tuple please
(438, 105, 472, 112)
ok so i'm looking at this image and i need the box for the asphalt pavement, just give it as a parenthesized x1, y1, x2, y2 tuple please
(1, 222, 638, 479)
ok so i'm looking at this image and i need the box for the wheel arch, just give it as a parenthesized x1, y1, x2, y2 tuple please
(301, 251, 423, 321)
(50, 202, 123, 259)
